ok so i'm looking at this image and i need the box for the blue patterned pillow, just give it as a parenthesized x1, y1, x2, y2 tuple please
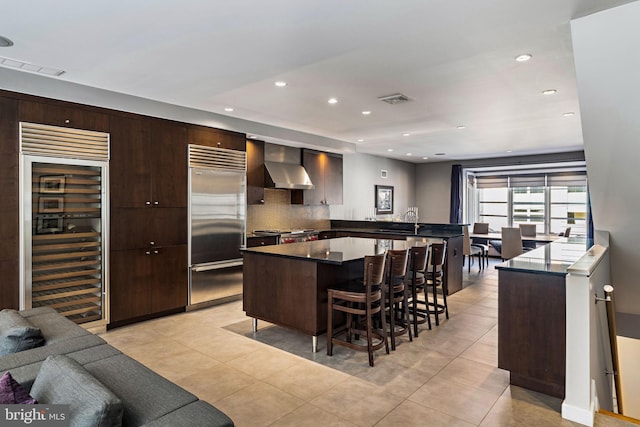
(0, 309, 45, 355)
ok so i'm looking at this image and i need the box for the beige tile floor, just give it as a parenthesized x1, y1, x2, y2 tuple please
(101, 258, 635, 427)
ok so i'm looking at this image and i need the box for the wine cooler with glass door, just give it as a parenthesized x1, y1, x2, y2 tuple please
(20, 122, 110, 328)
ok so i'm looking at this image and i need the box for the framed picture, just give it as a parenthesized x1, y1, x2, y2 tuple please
(375, 185, 394, 214)
(38, 196, 64, 213)
(39, 175, 66, 194)
(36, 217, 63, 234)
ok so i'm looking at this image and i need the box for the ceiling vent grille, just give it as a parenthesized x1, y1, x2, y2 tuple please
(378, 93, 411, 105)
(188, 144, 246, 171)
(20, 122, 109, 160)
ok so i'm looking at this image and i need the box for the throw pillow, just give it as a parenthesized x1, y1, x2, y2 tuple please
(0, 371, 38, 404)
(30, 355, 123, 427)
(0, 309, 45, 355)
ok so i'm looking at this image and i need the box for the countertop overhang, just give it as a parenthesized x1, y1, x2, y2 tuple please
(495, 237, 590, 276)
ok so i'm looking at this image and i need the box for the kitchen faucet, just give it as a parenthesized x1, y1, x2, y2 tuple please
(405, 207, 419, 233)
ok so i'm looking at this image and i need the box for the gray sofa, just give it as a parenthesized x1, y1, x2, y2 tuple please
(0, 307, 233, 427)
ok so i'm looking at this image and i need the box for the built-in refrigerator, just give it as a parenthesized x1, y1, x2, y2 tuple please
(188, 145, 246, 309)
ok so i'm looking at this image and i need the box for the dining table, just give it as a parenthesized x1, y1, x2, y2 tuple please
(470, 232, 560, 243)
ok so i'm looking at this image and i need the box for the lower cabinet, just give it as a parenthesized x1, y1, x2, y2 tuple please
(110, 245, 187, 324)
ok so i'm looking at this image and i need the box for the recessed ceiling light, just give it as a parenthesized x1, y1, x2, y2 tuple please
(542, 89, 557, 95)
(361, 111, 371, 115)
(515, 53, 532, 62)
(356, 139, 364, 142)
(563, 112, 575, 116)
(435, 153, 446, 156)
(328, 98, 338, 104)
(224, 107, 234, 112)
(456, 125, 466, 130)
(0, 35, 14, 47)
(422, 156, 429, 160)
(506, 150, 513, 153)
(406, 153, 413, 156)
(402, 133, 411, 137)
(387, 148, 394, 152)
(274, 81, 287, 87)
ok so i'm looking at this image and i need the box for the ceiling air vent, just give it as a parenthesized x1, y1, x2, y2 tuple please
(378, 93, 411, 105)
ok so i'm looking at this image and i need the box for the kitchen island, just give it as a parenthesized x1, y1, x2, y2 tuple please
(496, 237, 589, 398)
(242, 237, 414, 352)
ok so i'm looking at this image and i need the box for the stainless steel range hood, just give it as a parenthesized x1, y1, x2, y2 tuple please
(264, 143, 314, 190)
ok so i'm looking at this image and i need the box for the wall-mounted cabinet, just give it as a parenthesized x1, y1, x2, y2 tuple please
(296, 150, 343, 205)
(187, 125, 246, 152)
(246, 139, 265, 204)
(110, 116, 187, 209)
(18, 99, 109, 133)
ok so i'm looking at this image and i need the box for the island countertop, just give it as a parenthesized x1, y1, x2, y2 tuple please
(242, 237, 410, 265)
(329, 220, 463, 239)
(495, 237, 589, 276)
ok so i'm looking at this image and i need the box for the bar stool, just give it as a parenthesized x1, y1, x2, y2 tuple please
(383, 249, 412, 350)
(327, 253, 389, 367)
(405, 244, 431, 337)
(425, 242, 448, 326)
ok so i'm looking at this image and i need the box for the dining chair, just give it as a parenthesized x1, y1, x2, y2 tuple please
(558, 226, 572, 237)
(519, 223, 538, 249)
(327, 253, 389, 367)
(405, 244, 431, 337)
(471, 222, 490, 264)
(501, 227, 525, 260)
(463, 225, 484, 272)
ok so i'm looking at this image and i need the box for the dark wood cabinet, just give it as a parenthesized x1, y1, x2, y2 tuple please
(301, 150, 343, 205)
(110, 245, 187, 324)
(246, 139, 265, 204)
(187, 124, 246, 152)
(109, 116, 189, 325)
(247, 235, 278, 247)
(110, 116, 187, 208)
(18, 99, 109, 132)
(0, 96, 19, 309)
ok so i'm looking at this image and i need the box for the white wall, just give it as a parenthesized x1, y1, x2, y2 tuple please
(330, 153, 416, 221)
(571, 2, 640, 315)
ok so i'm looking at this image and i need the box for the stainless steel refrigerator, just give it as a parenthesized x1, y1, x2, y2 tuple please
(188, 145, 246, 309)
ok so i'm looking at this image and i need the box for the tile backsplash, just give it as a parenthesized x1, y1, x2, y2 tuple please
(247, 189, 330, 232)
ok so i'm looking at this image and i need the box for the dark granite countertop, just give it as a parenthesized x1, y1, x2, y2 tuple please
(495, 237, 589, 276)
(330, 219, 463, 239)
(242, 236, 418, 265)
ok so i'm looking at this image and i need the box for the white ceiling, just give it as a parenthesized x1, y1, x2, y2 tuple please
(0, 0, 635, 162)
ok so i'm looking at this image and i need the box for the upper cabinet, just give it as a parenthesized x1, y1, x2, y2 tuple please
(18, 99, 109, 133)
(246, 139, 265, 204)
(301, 149, 343, 205)
(110, 115, 187, 208)
(187, 125, 246, 151)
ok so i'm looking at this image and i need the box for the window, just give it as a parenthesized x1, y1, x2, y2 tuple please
(467, 168, 588, 236)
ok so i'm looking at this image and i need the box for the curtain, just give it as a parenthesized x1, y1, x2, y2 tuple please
(587, 185, 594, 243)
(449, 164, 463, 224)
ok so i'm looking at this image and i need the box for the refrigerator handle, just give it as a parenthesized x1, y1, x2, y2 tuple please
(192, 260, 243, 272)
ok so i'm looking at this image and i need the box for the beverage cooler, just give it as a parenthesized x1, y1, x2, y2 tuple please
(19, 122, 110, 328)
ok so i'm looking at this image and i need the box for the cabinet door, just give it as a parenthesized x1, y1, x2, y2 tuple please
(19, 99, 109, 132)
(188, 125, 246, 151)
(246, 139, 265, 204)
(111, 208, 187, 251)
(324, 154, 343, 205)
(110, 115, 152, 208)
(109, 249, 152, 322)
(302, 150, 325, 205)
(151, 245, 188, 313)
(149, 119, 187, 208)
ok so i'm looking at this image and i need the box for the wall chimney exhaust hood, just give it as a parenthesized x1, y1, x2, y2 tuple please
(264, 143, 314, 190)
